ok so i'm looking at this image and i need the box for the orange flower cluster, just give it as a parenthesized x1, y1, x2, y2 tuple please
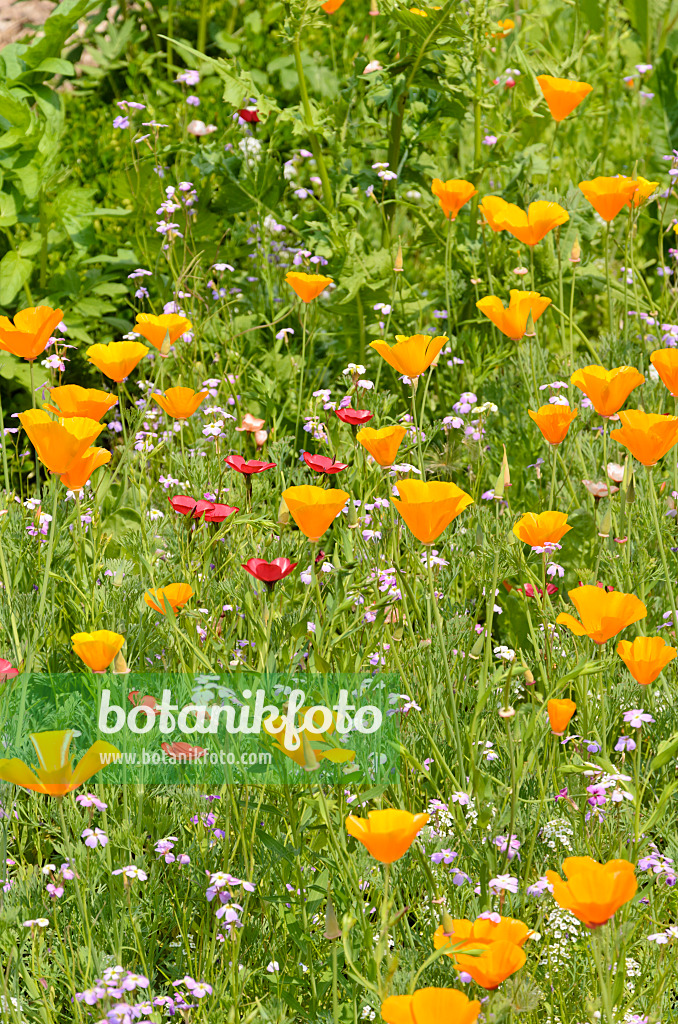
(479, 198, 569, 245)
(433, 914, 529, 989)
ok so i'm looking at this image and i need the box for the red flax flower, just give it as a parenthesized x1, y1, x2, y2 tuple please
(610, 409, 678, 466)
(546, 857, 637, 927)
(161, 742, 208, 761)
(303, 453, 348, 474)
(225, 454, 276, 475)
(336, 408, 373, 426)
(242, 558, 297, 588)
(555, 585, 646, 644)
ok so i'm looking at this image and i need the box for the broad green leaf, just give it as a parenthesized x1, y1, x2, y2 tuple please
(0, 251, 33, 305)
(650, 732, 678, 771)
(0, 193, 18, 228)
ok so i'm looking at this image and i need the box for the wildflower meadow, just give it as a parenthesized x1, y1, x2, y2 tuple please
(2, 0, 678, 1021)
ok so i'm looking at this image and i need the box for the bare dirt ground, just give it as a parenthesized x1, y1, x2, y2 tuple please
(0, 0, 55, 48)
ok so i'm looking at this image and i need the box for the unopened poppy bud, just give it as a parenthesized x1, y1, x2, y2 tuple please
(324, 896, 342, 940)
(570, 236, 581, 263)
(441, 909, 455, 936)
(112, 650, 130, 675)
(524, 668, 535, 685)
(278, 495, 290, 526)
(622, 459, 635, 504)
(394, 239, 404, 273)
(301, 731, 320, 772)
(160, 331, 172, 357)
(348, 500, 359, 528)
(369, 0, 378, 13)
(524, 311, 536, 338)
(598, 506, 612, 538)
(469, 631, 485, 660)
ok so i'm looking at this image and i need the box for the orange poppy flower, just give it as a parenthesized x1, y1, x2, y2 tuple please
(492, 201, 570, 246)
(381, 988, 481, 1024)
(285, 271, 333, 303)
(512, 511, 571, 548)
(450, 939, 526, 990)
(431, 178, 478, 220)
(434, 915, 532, 952)
(624, 176, 659, 208)
(578, 177, 639, 221)
(134, 313, 192, 352)
(0, 306, 64, 361)
(357, 425, 408, 466)
(547, 698, 577, 735)
(60, 447, 111, 490)
(492, 17, 514, 37)
(536, 75, 593, 121)
(479, 196, 512, 232)
(528, 405, 578, 445)
(17, 410, 103, 475)
(45, 385, 118, 421)
(546, 857, 637, 927)
(144, 583, 194, 615)
(0, 729, 119, 796)
(282, 485, 349, 542)
(616, 636, 678, 685)
(322, 0, 346, 9)
(570, 365, 644, 417)
(650, 349, 678, 397)
(555, 585, 647, 644)
(391, 479, 473, 545)
(476, 290, 551, 341)
(609, 409, 678, 466)
(71, 630, 125, 673)
(151, 387, 209, 419)
(87, 341, 149, 382)
(263, 708, 355, 767)
(345, 809, 429, 863)
(370, 334, 447, 378)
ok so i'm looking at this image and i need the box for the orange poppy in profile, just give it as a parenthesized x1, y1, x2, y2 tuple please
(282, 485, 349, 542)
(650, 349, 678, 397)
(321, 0, 346, 11)
(570, 365, 644, 417)
(144, 583, 194, 615)
(546, 857, 637, 927)
(476, 291, 551, 340)
(431, 179, 478, 220)
(0, 306, 63, 361)
(357, 424, 408, 466)
(135, 313, 192, 351)
(151, 387, 209, 419)
(71, 630, 125, 673)
(447, 939, 526, 990)
(345, 809, 429, 863)
(609, 410, 678, 466)
(87, 341, 150, 382)
(624, 176, 659, 208)
(45, 385, 118, 421)
(370, 335, 447, 378)
(434, 915, 532, 952)
(536, 75, 593, 121)
(391, 479, 473, 545)
(528, 405, 578, 445)
(285, 272, 333, 303)
(512, 511, 571, 548)
(547, 698, 577, 735)
(555, 585, 647, 644)
(60, 447, 111, 490)
(17, 410, 103, 475)
(616, 636, 678, 685)
(479, 196, 512, 232)
(578, 177, 639, 221)
(381, 988, 481, 1024)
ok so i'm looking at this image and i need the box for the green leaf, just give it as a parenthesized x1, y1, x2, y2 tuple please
(580, 0, 603, 29)
(0, 251, 33, 305)
(0, 192, 18, 228)
(0, 351, 32, 390)
(656, 49, 678, 151)
(17, 0, 100, 73)
(650, 732, 678, 771)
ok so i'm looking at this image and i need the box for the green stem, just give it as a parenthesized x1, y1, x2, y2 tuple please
(649, 466, 677, 633)
(292, 36, 334, 211)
